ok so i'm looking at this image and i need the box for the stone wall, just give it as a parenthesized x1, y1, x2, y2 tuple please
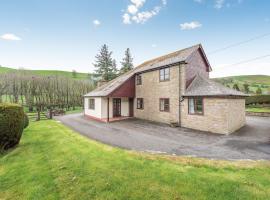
(134, 65, 182, 124)
(181, 97, 246, 134)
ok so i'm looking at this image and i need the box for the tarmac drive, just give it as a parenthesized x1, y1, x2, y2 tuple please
(55, 113, 270, 160)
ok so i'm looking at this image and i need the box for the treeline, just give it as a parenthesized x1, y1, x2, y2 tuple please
(0, 70, 94, 119)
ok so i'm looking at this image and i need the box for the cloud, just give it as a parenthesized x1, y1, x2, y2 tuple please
(214, 0, 225, 9)
(93, 19, 101, 26)
(0, 33, 21, 41)
(123, 13, 131, 24)
(180, 21, 202, 30)
(151, 44, 157, 48)
(128, 4, 138, 14)
(123, 0, 166, 24)
(130, 0, 145, 8)
(194, 0, 203, 3)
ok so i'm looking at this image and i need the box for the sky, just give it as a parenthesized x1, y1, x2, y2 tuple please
(0, 0, 269, 78)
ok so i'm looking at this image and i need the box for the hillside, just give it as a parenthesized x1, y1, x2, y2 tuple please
(214, 75, 270, 94)
(0, 66, 91, 80)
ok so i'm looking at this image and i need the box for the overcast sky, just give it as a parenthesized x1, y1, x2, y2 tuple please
(0, 0, 269, 78)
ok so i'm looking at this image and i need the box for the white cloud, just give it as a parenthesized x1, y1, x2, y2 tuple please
(123, 0, 166, 24)
(128, 4, 138, 14)
(93, 19, 101, 26)
(0, 33, 21, 41)
(151, 44, 157, 48)
(214, 0, 225, 9)
(123, 13, 131, 24)
(130, 0, 145, 8)
(180, 21, 202, 30)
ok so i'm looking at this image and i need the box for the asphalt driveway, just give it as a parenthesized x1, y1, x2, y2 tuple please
(55, 113, 270, 160)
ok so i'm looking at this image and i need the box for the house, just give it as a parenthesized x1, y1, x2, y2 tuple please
(84, 44, 247, 134)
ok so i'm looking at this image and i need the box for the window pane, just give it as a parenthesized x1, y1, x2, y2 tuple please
(195, 98, 203, 113)
(160, 99, 165, 111)
(188, 98, 195, 114)
(165, 68, 169, 75)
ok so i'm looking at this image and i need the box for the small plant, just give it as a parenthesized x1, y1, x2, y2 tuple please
(0, 103, 25, 151)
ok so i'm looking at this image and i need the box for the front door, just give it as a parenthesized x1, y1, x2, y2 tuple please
(113, 98, 121, 117)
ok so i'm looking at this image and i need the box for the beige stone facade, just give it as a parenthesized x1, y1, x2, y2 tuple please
(181, 97, 246, 134)
(134, 65, 185, 124)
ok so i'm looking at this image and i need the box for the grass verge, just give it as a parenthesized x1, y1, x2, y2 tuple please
(0, 120, 270, 200)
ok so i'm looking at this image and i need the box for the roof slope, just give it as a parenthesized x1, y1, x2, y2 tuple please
(184, 74, 248, 97)
(85, 44, 203, 97)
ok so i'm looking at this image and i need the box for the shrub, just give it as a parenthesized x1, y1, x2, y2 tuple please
(24, 113, 29, 129)
(0, 103, 25, 151)
(246, 95, 270, 105)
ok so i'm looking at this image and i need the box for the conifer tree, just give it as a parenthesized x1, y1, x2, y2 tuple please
(120, 48, 133, 74)
(94, 44, 116, 81)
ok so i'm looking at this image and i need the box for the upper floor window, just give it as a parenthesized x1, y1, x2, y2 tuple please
(89, 98, 95, 110)
(159, 67, 170, 82)
(136, 75, 142, 85)
(137, 98, 144, 109)
(160, 98, 170, 112)
(188, 97, 203, 115)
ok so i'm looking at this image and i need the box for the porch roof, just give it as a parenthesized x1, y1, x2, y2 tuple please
(183, 74, 248, 97)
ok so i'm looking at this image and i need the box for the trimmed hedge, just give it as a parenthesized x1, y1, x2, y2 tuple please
(246, 95, 270, 105)
(0, 103, 25, 151)
(24, 113, 29, 129)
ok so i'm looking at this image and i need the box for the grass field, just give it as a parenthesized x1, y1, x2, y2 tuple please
(246, 107, 270, 113)
(0, 66, 91, 80)
(214, 75, 270, 94)
(1, 120, 270, 200)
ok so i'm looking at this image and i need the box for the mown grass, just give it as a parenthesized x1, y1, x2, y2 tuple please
(0, 120, 270, 200)
(246, 107, 270, 113)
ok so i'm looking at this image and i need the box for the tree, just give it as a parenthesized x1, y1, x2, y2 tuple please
(120, 48, 133, 74)
(256, 87, 262, 95)
(72, 70, 77, 78)
(233, 83, 240, 91)
(243, 83, 250, 94)
(93, 44, 117, 81)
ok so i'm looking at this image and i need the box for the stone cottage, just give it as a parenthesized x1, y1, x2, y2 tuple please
(84, 44, 247, 134)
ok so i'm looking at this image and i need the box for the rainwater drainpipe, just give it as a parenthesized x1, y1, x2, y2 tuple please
(179, 62, 187, 127)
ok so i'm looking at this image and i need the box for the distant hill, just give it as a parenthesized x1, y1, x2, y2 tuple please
(214, 75, 270, 94)
(0, 66, 91, 80)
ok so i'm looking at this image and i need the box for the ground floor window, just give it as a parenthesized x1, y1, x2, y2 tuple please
(89, 98, 95, 110)
(188, 97, 203, 115)
(160, 98, 170, 112)
(137, 98, 144, 109)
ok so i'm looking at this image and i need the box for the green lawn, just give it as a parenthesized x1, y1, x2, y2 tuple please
(246, 107, 270, 113)
(1, 121, 270, 200)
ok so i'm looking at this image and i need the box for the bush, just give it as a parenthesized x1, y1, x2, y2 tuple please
(0, 103, 25, 151)
(24, 113, 29, 129)
(246, 95, 270, 105)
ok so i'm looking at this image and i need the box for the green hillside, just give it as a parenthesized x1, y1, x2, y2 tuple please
(214, 75, 270, 94)
(0, 66, 91, 80)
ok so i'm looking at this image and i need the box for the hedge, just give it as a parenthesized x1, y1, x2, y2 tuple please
(0, 103, 25, 151)
(24, 113, 29, 129)
(246, 95, 270, 105)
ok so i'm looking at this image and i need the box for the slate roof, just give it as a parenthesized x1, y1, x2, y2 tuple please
(183, 74, 248, 97)
(84, 44, 203, 97)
